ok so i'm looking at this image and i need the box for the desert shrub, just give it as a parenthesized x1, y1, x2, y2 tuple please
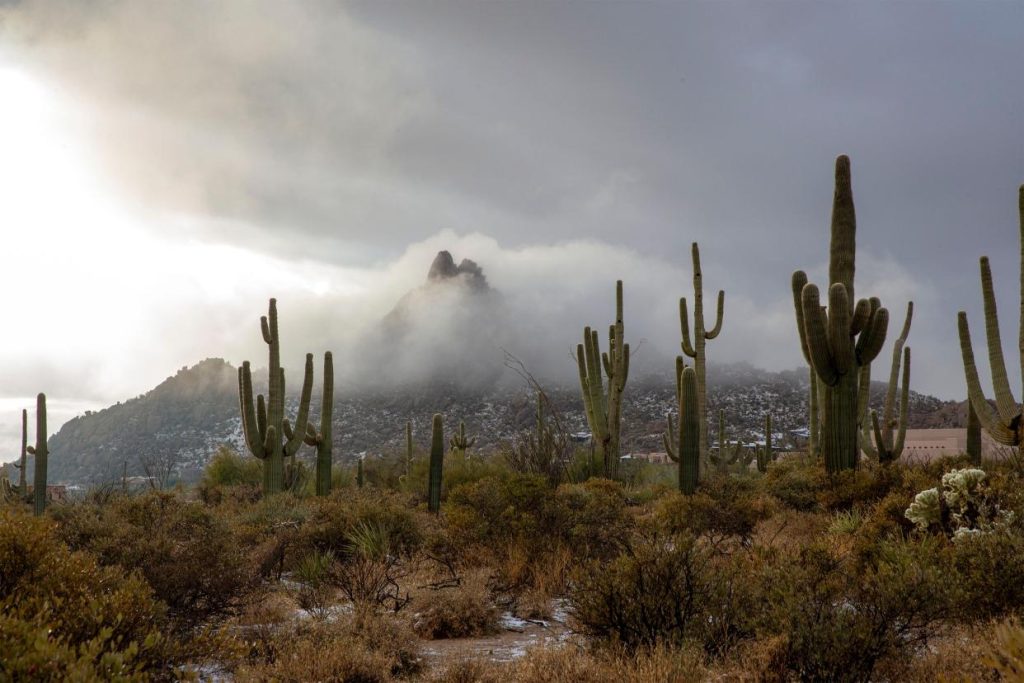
(654, 477, 774, 543)
(817, 463, 911, 511)
(53, 491, 252, 631)
(199, 445, 263, 492)
(294, 489, 422, 562)
(0, 508, 176, 678)
(239, 610, 422, 681)
(334, 520, 412, 611)
(511, 645, 706, 683)
(292, 549, 336, 619)
(952, 525, 1024, 620)
(554, 478, 631, 560)
(762, 459, 823, 511)
(444, 473, 559, 553)
(412, 573, 499, 639)
(763, 538, 956, 682)
(987, 618, 1024, 679)
(569, 530, 714, 651)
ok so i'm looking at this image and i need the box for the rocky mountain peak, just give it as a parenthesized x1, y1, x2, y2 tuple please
(426, 250, 489, 291)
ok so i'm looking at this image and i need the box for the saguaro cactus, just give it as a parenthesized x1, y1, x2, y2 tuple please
(428, 414, 444, 513)
(958, 186, 1024, 447)
(756, 414, 773, 473)
(356, 457, 364, 489)
(664, 358, 700, 494)
(14, 409, 27, 491)
(25, 393, 47, 515)
(793, 156, 889, 473)
(405, 420, 414, 476)
(679, 242, 724, 465)
(792, 273, 822, 460)
(869, 348, 910, 463)
(966, 401, 982, 464)
(449, 420, 476, 457)
(577, 280, 630, 479)
(708, 409, 739, 471)
(288, 352, 333, 496)
(860, 302, 913, 462)
(238, 298, 314, 494)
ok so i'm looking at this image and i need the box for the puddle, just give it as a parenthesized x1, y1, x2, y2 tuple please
(420, 601, 577, 664)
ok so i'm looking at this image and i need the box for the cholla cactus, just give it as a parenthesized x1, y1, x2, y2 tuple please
(905, 468, 1014, 539)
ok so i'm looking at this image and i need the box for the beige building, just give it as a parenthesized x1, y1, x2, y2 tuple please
(901, 428, 1003, 462)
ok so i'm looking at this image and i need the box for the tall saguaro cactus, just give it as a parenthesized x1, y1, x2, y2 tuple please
(15, 409, 27, 491)
(577, 280, 630, 479)
(25, 394, 47, 515)
(238, 298, 315, 494)
(289, 352, 333, 496)
(428, 414, 444, 513)
(664, 358, 700, 494)
(793, 156, 889, 473)
(861, 302, 913, 462)
(679, 242, 724, 464)
(958, 186, 1024, 447)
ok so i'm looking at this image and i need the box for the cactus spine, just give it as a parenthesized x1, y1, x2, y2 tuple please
(967, 400, 982, 464)
(957, 186, 1024, 447)
(860, 302, 913, 462)
(664, 358, 700, 494)
(293, 352, 333, 496)
(428, 414, 444, 513)
(449, 420, 476, 457)
(238, 298, 314, 494)
(26, 394, 47, 515)
(577, 280, 630, 479)
(680, 242, 724, 466)
(793, 156, 889, 473)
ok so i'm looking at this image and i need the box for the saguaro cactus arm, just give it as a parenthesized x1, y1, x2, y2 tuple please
(283, 353, 315, 458)
(958, 312, 1020, 444)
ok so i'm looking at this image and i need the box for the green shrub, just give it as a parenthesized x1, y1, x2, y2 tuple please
(764, 538, 956, 682)
(762, 459, 823, 511)
(0, 508, 176, 678)
(654, 477, 774, 543)
(53, 491, 252, 632)
(199, 446, 263, 490)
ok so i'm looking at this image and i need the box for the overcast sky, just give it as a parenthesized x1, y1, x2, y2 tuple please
(0, 1, 1023, 456)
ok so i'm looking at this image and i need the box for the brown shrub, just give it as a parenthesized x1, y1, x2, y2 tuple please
(412, 573, 500, 639)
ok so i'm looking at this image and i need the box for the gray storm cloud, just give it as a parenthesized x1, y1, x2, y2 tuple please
(0, 0, 1023, 457)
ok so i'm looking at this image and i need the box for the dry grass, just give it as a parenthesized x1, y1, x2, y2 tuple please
(412, 571, 500, 639)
